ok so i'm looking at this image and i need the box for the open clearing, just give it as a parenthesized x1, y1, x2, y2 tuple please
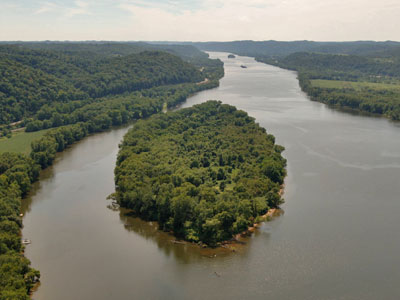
(311, 79, 400, 91)
(0, 129, 50, 154)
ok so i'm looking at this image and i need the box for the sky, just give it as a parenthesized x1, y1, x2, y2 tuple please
(0, 0, 399, 41)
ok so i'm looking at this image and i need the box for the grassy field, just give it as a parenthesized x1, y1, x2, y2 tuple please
(0, 129, 50, 155)
(311, 79, 400, 91)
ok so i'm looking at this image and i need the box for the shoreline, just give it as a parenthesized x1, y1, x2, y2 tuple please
(218, 184, 285, 252)
(167, 184, 286, 251)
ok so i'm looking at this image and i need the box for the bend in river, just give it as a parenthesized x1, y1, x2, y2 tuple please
(23, 52, 400, 300)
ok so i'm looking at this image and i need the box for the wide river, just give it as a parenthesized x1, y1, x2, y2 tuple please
(23, 53, 400, 300)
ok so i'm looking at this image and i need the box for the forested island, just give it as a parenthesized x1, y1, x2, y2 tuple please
(0, 42, 223, 299)
(114, 101, 286, 246)
(192, 41, 400, 120)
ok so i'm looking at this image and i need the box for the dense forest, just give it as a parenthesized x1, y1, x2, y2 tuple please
(0, 42, 224, 298)
(0, 46, 200, 124)
(0, 153, 40, 299)
(12, 42, 224, 81)
(114, 101, 286, 246)
(0, 43, 223, 137)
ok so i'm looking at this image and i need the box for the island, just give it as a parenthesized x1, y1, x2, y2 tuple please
(228, 54, 236, 58)
(114, 101, 286, 246)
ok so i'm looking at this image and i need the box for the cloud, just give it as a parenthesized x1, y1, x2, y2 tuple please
(33, 0, 91, 17)
(1, 0, 400, 41)
(34, 2, 58, 14)
(65, 0, 91, 17)
(117, 0, 400, 41)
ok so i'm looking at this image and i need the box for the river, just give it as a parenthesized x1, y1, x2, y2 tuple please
(22, 52, 400, 300)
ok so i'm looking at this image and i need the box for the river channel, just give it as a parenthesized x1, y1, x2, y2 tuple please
(23, 52, 400, 299)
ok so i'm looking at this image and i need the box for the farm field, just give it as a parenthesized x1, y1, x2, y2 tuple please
(311, 79, 400, 91)
(0, 129, 50, 154)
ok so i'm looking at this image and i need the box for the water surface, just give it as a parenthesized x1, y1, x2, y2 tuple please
(23, 53, 400, 300)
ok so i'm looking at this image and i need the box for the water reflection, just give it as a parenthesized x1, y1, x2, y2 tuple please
(21, 163, 55, 216)
(116, 206, 255, 262)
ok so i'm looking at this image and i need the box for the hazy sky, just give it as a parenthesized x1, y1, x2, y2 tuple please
(0, 0, 399, 41)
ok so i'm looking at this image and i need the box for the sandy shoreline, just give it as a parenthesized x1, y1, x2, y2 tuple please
(122, 184, 286, 253)
(220, 184, 285, 251)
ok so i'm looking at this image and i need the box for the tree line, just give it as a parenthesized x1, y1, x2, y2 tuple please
(0, 152, 40, 299)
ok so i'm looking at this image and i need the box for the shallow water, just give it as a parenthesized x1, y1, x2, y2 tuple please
(23, 52, 400, 299)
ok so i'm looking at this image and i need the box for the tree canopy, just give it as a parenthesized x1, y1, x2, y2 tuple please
(0, 152, 40, 299)
(0, 45, 207, 124)
(115, 101, 286, 246)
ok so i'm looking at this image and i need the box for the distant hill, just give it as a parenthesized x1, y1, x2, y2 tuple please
(0, 41, 210, 64)
(189, 40, 400, 57)
(274, 52, 400, 78)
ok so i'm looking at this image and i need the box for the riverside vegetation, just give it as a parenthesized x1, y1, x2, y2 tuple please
(115, 101, 286, 246)
(0, 42, 223, 299)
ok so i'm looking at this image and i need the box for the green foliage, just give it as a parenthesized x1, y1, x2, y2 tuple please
(0, 153, 40, 298)
(0, 42, 223, 131)
(115, 101, 286, 246)
(0, 45, 209, 125)
(272, 52, 400, 79)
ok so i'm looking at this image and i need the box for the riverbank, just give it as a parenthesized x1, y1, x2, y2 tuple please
(221, 185, 285, 251)
(164, 184, 286, 252)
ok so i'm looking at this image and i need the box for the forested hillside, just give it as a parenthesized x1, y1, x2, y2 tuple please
(115, 101, 286, 246)
(13, 41, 209, 61)
(264, 52, 400, 79)
(0, 46, 204, 124)
(7, 41, 224, 81)
(191, 40, 400, 57)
